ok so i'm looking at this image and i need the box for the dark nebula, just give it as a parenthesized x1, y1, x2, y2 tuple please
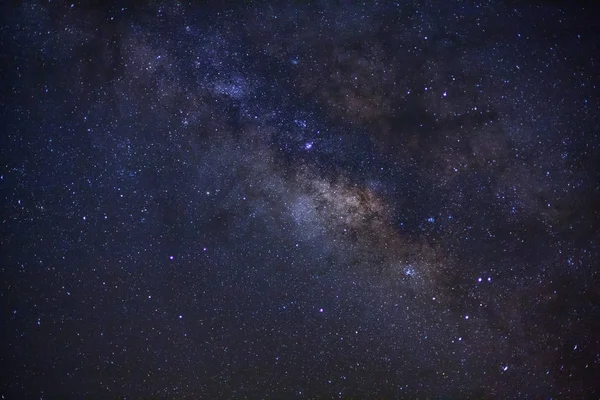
(1, 1, 599, 398)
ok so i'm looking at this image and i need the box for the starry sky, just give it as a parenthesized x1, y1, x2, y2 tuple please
(1, 1, 600, 398)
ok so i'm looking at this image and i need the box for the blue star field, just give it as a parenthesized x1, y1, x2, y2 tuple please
(1, 1, 599, 398)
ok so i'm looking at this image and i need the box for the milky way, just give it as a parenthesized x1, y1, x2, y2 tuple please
(2, 1, 599, 398)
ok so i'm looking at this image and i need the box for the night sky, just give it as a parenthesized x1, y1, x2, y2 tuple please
(2, 1, 600, 398)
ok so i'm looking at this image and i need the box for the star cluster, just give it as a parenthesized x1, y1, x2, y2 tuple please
(1, 1, 599, 398)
